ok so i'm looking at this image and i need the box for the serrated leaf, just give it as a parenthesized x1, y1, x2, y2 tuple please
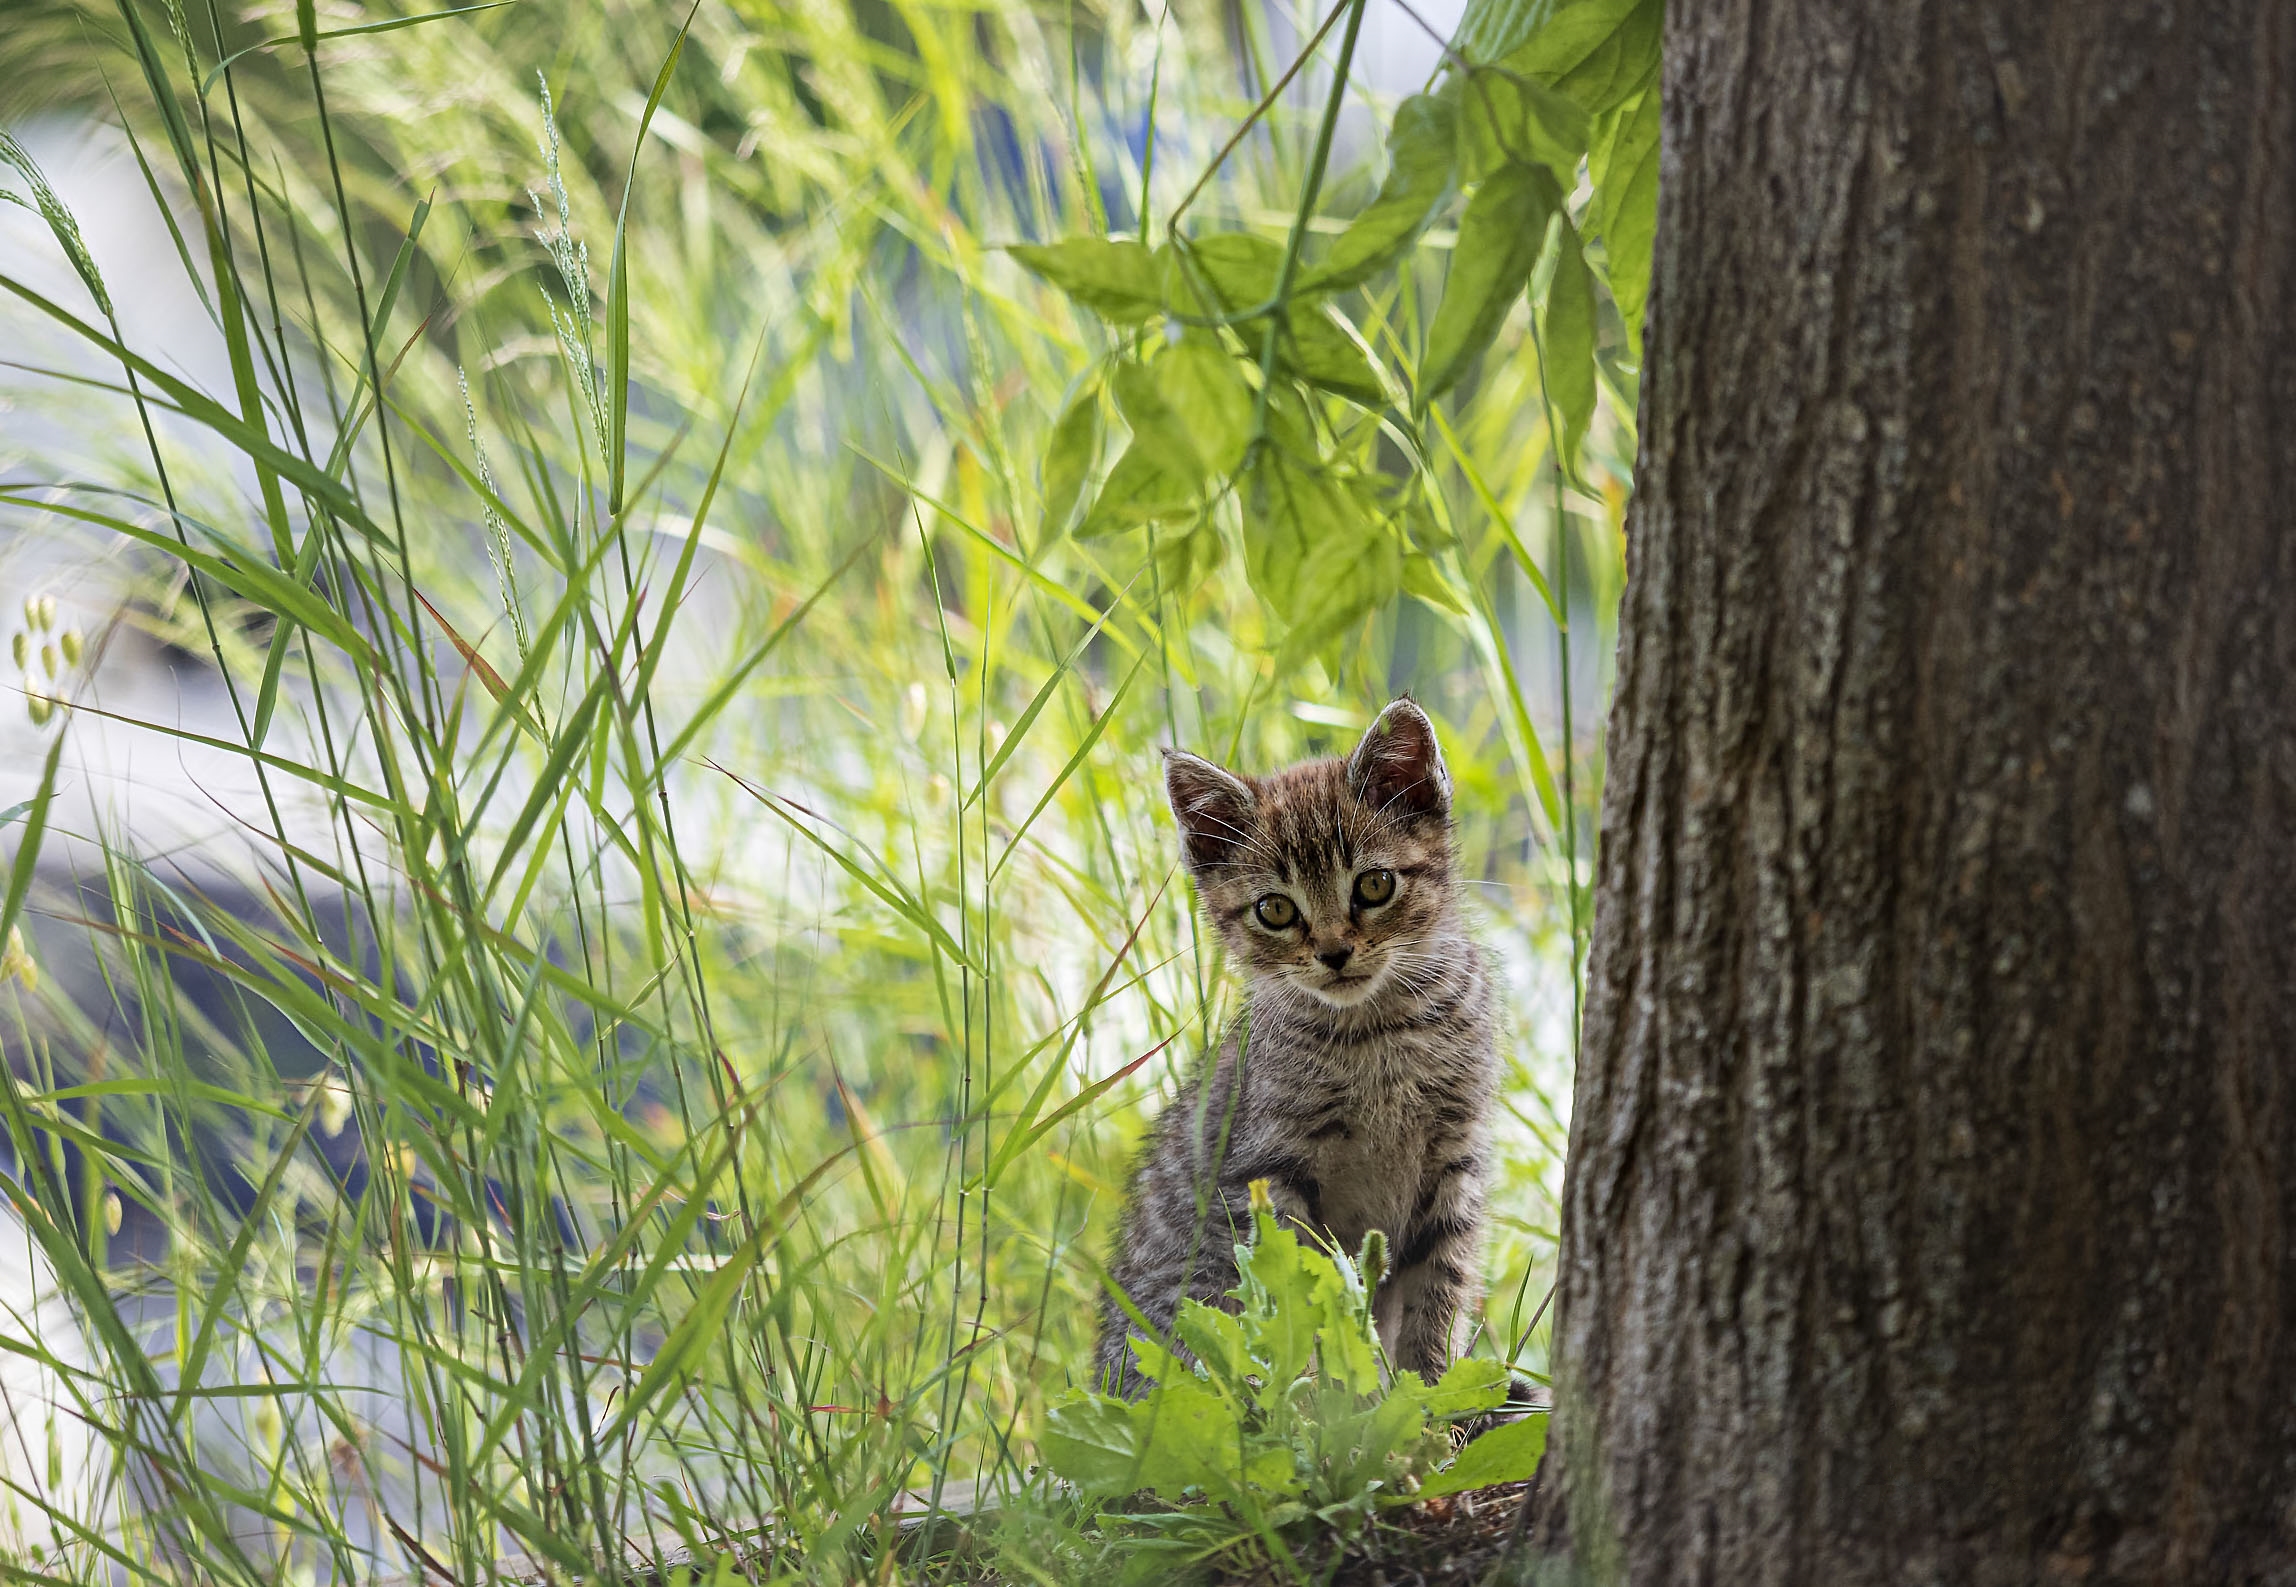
(1039, 381, 1103, 537)
(1586, 78, 1659, 356)
(1156, 337, 1255, 475)
(1457, 68, 1590, 188)
(1417, 1411, 1548, 1497)
(1420, 1356, 1513, 1420)
(1309, 94, 1459, 291)
(1174, 1301, 1258, 1398)
(1132, 1380, 1267, 1501)
(1420, 163, 1561, 403)
(1041, 1393, 1147, 1494)
(1538, 217, 1597, 478)
(1007, 238, 1162, 322)
(1238, 1209, 1328, 1385)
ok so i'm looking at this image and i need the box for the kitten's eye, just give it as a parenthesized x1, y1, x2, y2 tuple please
(1253, 894, 1300, 930)
(1352, 869, 1396, 908)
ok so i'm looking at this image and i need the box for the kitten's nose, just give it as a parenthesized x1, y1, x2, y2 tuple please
(1318, 945, 1354, 972)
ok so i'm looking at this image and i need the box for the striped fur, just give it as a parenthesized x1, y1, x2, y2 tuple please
(1097, 699, 1497, 1394)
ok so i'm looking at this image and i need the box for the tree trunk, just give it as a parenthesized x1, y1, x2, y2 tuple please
(1543, 3, 2296, 1583)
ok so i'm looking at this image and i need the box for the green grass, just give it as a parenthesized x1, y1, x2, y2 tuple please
(0, 0, 1630, 1577)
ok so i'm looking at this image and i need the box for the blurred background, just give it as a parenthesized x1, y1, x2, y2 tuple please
(0, 0, 1629, 1575)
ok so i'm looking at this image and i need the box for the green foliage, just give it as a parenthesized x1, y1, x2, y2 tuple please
(1422, 164, 1562, 404)
(0, 0, 1629, 1571)
(1009, 0, 1661, 657)
(1042, 1190, 1541, 1571)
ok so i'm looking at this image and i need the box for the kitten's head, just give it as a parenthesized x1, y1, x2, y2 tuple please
(1165, 699, 1457, 1009)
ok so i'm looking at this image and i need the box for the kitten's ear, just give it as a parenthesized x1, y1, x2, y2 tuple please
(1347, 698, 1451, 820)
(1164, 750, 1258, 872)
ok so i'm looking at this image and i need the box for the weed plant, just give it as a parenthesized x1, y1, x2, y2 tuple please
(0, 0, 1633, 1577)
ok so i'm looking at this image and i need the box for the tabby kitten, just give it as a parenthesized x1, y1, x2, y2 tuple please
(1096, 699, 1498, 1395)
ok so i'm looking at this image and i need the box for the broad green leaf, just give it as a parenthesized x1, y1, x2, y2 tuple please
(1418, 1412, 1548, 1497)
(1273, 514, 1406, 679)
(1538, 217, 1598, 478)
(1419, 1356, 1513, 1420)
(1112, 360, 1200, 470)
(1586, 78, 1660, 356)
(1007, 238, 1162, 322)
(1308, 94, 1459, 291)
(1154, 517, 1227, 589)
(1041, 1393, 1146, 1494)
(1128, 1333, 1195, 1389)
(1171, 230, 1284, 315)
(1457, 69, 1590, 188)
(1241, 447, 1359, 619)
(1170, 232, 1383, 404)
(1448, 0, 1561, 66)
(1156, 337, 1255, 475)
(1283, 304, 1389, 406)
(1506, 0, 1661, 115)
(1326, 1385, 1434, 1498)
(1403, 551, 1469, 614)
(1039, 380, 1102, 536)
(1076, 441, 1199, 538)
(1131, 1380, 1263, 1501)
(1420, 163, 1561, 402)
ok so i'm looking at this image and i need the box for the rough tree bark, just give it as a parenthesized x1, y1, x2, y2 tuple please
(1541, 3, 2296, 1584)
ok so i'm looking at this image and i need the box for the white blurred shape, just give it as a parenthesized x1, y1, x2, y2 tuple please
(0, 1198, 106, 1570)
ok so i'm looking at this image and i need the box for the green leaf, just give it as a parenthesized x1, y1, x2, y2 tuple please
(1272, 512, 1406, 679)
(1504, 0, 1661, 116)
(1448, 0, 1562, 66)
(1170, 232, 1384, 405)
(1585, 78, 1660, 357)
(1008, 238, 1163, 322)
(1039, 380, 1103, 537)
(1154, 517, 1227, 590)
(1155, 337, 1255, 475)
(1538, 217, 1598, 478)
(1420, 163, 1560, 403)
(1041, 1393, 1148, 1494)
(1402, 551, 1469, 614)
(1457, 68, 1590, 189)
(1112, 360, 1200, 471)
(1174, 1301, 1258, 1397)
(1239, 1203, 1332, 1386)
(608, 12, 695, 514)
(1171, 230, 1284, 315)
(1419, 1356, 1513, 1420)
(1417, 1412, 1548, 1497)
(1283, 305, 1389, 406)
(1132, 1380, 1273, 1502)
(1240, 448, 1359, 619)
(1308, 94, 1459, 291)
(1076, 441, 1197, 537)
(0, 799, 32, 831)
